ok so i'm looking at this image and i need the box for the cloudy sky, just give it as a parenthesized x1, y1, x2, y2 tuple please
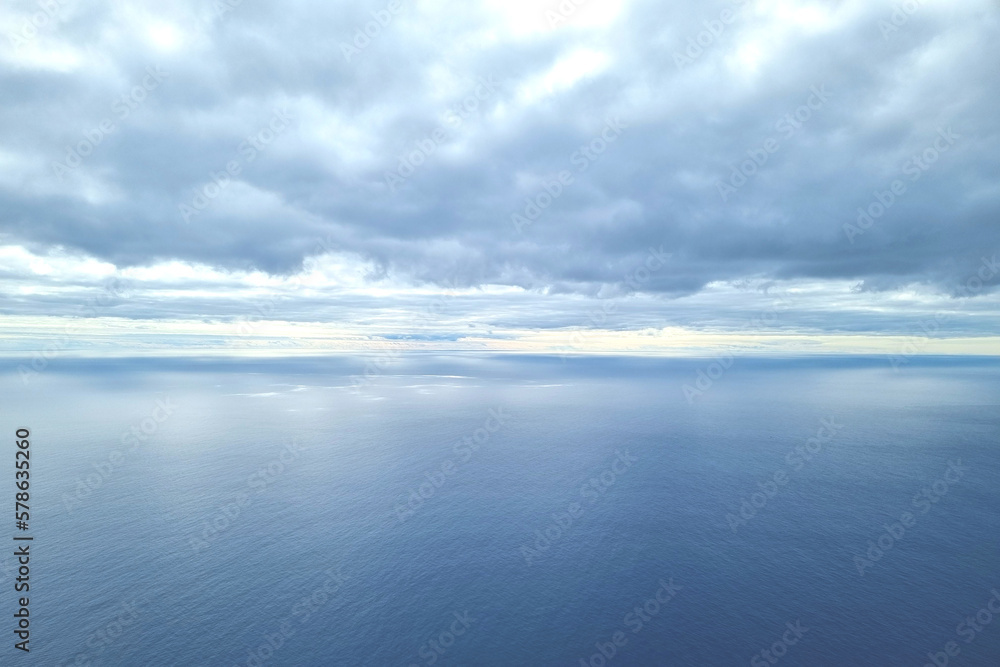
(2, 0, 999, 356)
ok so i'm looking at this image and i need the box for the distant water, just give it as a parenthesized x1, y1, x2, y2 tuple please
(3, 355, 999, 666)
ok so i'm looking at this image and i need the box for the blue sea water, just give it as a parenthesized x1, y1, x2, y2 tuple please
(2, 355, 998, 666)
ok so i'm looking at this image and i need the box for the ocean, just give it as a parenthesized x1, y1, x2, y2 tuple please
(4, 354, 998, 666)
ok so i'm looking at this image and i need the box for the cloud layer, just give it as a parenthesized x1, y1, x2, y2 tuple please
(2, 0, 999, 351)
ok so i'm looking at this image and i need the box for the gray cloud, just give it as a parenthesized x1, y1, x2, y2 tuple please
(1, 0, 999, 341)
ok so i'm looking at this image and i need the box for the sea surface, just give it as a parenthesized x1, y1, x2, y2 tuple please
(2, 354, 998, 666)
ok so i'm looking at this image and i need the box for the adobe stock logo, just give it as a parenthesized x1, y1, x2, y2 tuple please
(750, 620, 809, 667)
(578, 578, 681, 667)
(339, 0, 404, 63)
(52, 66, 169, 178)
(878, 0, 927, 39)
(852, 459, 967, 576)
(716, 85, 831, 202)
(542, 0, 601, 30)
(519, 450, 638, 565)
(922, 589, 1000, 667)
(383, 76, 500, 194)
(844, 127, 960, 243)
(179, 108, 294, 223)
(673, 0, 750, 70)
(726, 417, 843, 532)
(510, 117, 627, 233)
(408, 610, 475, 666)
(394, 409, 509, 523)
(7, 0, 68, 51)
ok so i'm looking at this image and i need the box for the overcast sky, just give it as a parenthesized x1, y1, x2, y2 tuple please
(2, 0, 999, 355)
